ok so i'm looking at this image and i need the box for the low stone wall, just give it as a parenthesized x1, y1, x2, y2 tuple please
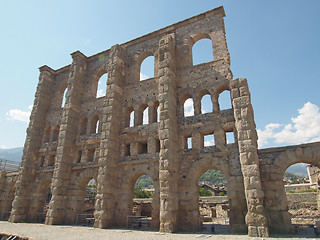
(286, 192, 317, 204)
(200, 196, 228, 203)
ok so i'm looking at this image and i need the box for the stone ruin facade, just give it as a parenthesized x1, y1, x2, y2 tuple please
(0, 6, 319, 237)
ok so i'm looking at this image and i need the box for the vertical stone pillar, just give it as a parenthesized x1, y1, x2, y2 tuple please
(231, 78, 269, 237)
(157, 33, 179, 232)
(10, 66, 55, 222)
(45, 51, 88, 225)
(317, 173, 320, 210)
(94, 44, 125, 228)
(0, 172, 7, 217)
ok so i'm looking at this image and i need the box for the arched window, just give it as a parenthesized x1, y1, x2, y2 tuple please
(143, 107, 149, 125)
(140, 55, 154, 81)
(138, 104, 148, 125)
(52, 125, 60, 142)
(198, 169, 229, 232)
(90, 115, 100, 134)
(44, 126, 51, 142)
(61, 86, 67, 108)
(184, 98, 194, 117)
(80, 118, 88, 135)
(129, 174, 156, 229)
(192, 38, 214, 66)
(130, 111, 134, 127)
(201, 94, 213, 114)
(126, 107, 134, 128)
(96, 73, 108, 98)
(218, 90, 232, 110)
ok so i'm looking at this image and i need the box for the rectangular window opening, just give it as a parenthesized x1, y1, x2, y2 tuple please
(186, 136, 192, 149)
(204, 134, 215, 147)
(137, 142, 148, 154)
(226, 132, 235, 144)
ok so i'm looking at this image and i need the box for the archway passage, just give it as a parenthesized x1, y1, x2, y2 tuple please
(128, 174, 155, 230)
(75, 178, 96, 226)
(198, 169, 229, 234)
(283, 163, 319, 234)
(33, 183, 51, 223)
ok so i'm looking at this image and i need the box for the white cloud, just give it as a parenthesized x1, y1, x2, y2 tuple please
(257, 102, 320, 148)
(184, 98, 194, 117)
(0, 145, 9, 149)
(96, 89, 104, 98)
(140, 73, 149, 81)
(6, 105, 32, 123)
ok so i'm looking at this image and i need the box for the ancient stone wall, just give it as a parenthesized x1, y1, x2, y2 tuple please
(0, 6, 319, 238)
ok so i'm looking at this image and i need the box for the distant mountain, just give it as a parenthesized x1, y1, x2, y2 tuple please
(286, 163, 308, 177)
(0, 147, 23, 162)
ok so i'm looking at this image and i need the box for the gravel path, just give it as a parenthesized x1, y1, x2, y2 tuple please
(0, 221, 317, 240)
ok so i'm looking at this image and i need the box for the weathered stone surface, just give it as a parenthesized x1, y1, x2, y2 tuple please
(0, 5, 319, 238)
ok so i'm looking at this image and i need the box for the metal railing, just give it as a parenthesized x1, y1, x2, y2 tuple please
(75, 213, 94, 226)
(126, 215, 151, 230)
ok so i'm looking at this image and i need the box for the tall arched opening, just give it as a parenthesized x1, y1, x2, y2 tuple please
(127, 173, 159, 230)
(73, 177, 97, 226)
(30, 178, 52, 223)
(198, 169, 229, 234)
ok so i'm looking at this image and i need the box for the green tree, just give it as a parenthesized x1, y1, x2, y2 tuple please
(199, 188, 212, 197)
(133, 187, 153, 198)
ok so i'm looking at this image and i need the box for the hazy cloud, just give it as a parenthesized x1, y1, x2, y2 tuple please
(257, 102, 320, 148)
(6, 105, 32, 123)
(184, 98, 194, 117)
(140, 73, 149, 81)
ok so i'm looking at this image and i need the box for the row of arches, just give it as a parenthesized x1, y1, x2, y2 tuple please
(56, 34, 217, 109)
(181, 89, 232, 117)
(79, 114, 101, 136)
(125, 101, 159, 128)
(43, 125, 60, 143)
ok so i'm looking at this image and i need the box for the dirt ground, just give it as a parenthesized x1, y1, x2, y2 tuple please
(0, 221, 319, 240)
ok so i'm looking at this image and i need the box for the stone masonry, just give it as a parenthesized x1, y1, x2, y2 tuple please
(0, 6, 319, 238)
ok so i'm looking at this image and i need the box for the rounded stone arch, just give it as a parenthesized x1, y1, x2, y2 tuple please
(187, 156, 230, 185)
(66, 168, 98, 225)
(74, 168, 99, 190)
(190, 33, 214, 66)
(273, 146, 320, 177)
(124, 105, 135, 127)
(137, 51, 156, 81)
(28, 172, 53, 222)
(179, 93, 195, 117)
(138, 102, 149, 125)
(197, 89, 214, 114)
(88, 110, 102, 134)
(57, 81, 68, 108)
(117, 163, 160, 229)
(190, 33, 212, 46)
(92, 68, 108, 98)
(214, 83, 232, 111)
(178, 156, 232, 232)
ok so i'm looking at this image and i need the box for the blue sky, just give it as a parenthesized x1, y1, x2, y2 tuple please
(0, 0, 320, 149)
